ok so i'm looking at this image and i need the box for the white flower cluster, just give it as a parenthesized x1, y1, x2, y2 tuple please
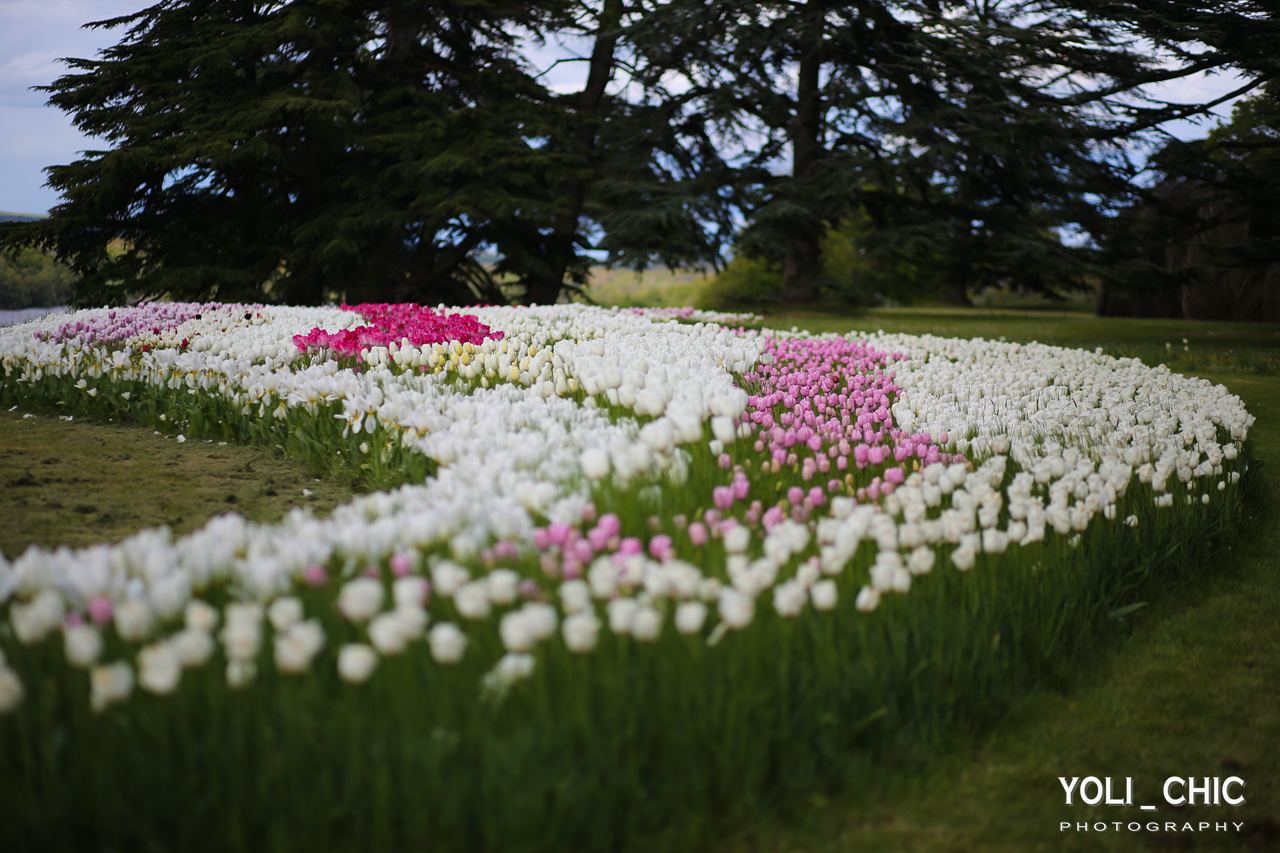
(0, 306, 1253, 711)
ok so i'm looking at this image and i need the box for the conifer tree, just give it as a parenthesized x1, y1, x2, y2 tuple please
(1, 0, 578, 306)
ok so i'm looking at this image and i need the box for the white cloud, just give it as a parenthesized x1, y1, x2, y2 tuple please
(0, 0, 145, 213)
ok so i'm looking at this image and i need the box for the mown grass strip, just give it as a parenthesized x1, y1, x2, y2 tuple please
(0, 411, 360, 559)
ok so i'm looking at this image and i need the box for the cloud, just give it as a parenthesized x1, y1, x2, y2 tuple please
(0, 103, 97, 214)
(0, 1, 145, 212)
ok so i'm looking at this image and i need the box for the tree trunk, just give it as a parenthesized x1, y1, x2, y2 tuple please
(780, 3, 825, 304)
(523, 0, 625, 304)
(781, 237, 822, 303)
(940, 266, 970, 306)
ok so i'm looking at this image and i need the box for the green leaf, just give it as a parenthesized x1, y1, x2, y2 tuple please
(1109, 602, 1149, 619)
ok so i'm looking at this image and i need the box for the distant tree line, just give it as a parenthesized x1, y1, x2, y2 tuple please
(2, 1, 1278, 309)
(0, 248, 76, 310)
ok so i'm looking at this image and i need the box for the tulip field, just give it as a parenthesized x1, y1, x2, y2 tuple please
(0, 301, 1259, 852)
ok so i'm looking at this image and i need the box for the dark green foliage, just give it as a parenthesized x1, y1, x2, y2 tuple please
(702, 213, 948, 309)
(0, 249, 77, 310)
(700, 255, 784, 307)
(0, 0, 582, 307)
(1100, 82, 1280, 319)
(819, 213, 949, 307)
(626, 0, 1280, 305)
(5, 1, 1280, 308)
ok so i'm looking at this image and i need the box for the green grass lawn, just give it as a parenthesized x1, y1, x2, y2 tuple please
(3, 307, 1277, 852)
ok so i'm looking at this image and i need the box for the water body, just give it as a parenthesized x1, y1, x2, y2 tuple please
(0, 306, 69, 327)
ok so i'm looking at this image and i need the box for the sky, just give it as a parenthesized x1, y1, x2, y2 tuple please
(0, 0, 1254, 216)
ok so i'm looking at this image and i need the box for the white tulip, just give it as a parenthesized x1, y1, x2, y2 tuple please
(430, 561, 470, 598)
(499, 610, 535, 652)
(90, 661, 135, 711)
(267, 596, 304, 632)
(11, 590, 64, 645)
(114, 599, 154, 643)
(392, 606, 428, 641)
(64, 624, 103, 668)
(717, 589, 754, 629)
(723, 526, 750, 555)
(218, 614, 261, 660)
(580, 447, 610, 480)
(393, 576, 429, 609)
(562, 611, 601, 653)
(558, 580, 592, 614)
(493, 652, 536, 686)
(138, 642, 182, 695)
(981, 529, 1009, 554)
(951, 546, 977, 571)
(148, 573, 190, 619)
(185, 600, 220, 633)
(795, 560, 821, 588)
(870, 554, 903, 592)
(710, 415, 737, 445)
(855, 586, 880, 613)
(907, 546, 936, 576)
(337, 644, 378, 684)
(607, 598, 638, 635)
(339, 578, 384, 622)
(366, 613, 405, 655)
(772, 581, 806, 618)
(485, 569, 520, 605)
(640, 419, 674, 453)
(588, 558, 619, 599)
(7, 591, 62, 645)
(428, 622, 468, 664)
(675, 600, 707, 634)
(172, 628, 216, 667)
(524, 603, 558, 641)
(890, 569, 912, 593)
(0, 668, 24, 713)
(225, 602, 263, 627)
(453, 581, 491, 620)
(810, 580, 838, 611)
(631, 606, 662, 642)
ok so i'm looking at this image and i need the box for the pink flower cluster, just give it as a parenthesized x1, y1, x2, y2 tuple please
(742, 336, 958, 502)
(498, 504, 750, 582)
(470, 337, 966, 579)
(292, 303, 502, 357)
(38, 302, 229, 346)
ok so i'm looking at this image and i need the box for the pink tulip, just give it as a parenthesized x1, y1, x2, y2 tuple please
(649, 535, 674, 561)
(302, 566, 328, 586)
(88, 594, 114, 627)
(389, 553, 413, 577)
(688, 522, 708, 546)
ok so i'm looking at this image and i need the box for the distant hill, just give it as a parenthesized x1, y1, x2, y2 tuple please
(0, 212, 46, 223)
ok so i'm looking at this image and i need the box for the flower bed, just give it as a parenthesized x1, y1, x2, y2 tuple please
(0, 303, 1256, 852)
